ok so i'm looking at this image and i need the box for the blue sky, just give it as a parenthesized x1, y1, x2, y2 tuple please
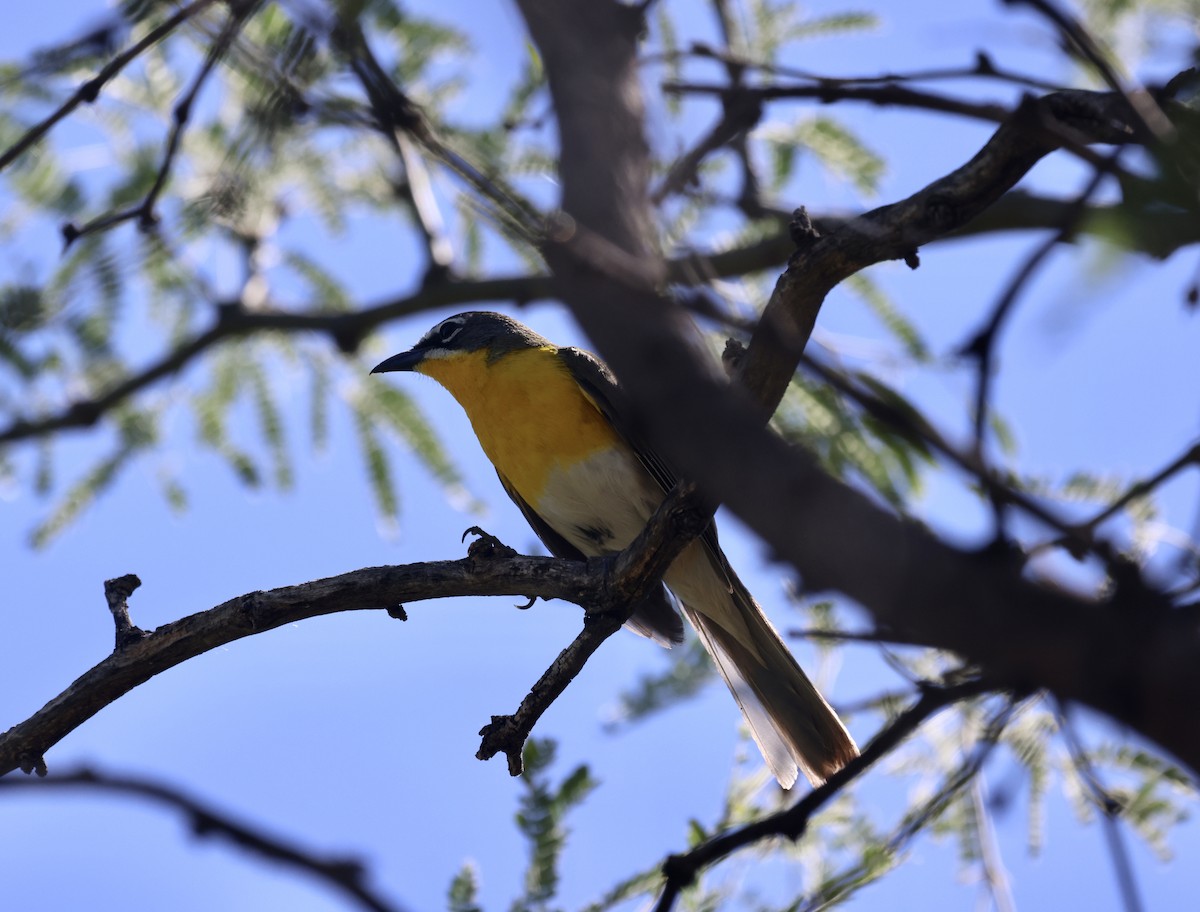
(2, 1, 1199, 911)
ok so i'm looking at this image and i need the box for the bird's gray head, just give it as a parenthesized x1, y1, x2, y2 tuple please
(370, 311, 551, 374)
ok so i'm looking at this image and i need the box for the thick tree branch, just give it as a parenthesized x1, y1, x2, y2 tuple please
(515, 0, 1200, 781)
(740, 85, 1155, 411)
(0, 767, 406, 912)
(1011, 0, 1174, 143)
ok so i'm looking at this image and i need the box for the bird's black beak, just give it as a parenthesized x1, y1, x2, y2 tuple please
(371, 349, 424, 374)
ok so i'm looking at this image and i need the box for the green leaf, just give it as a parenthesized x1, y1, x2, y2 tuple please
(787, 12, 880, 40)
(354, 405, 399, 519)
(160, 476, 188, 514)
(284, 251, 352, 312)
(447, 861, 483, 912)
(309, 356, 330, 451)
(845, 273, 930, 361)
(366, 382, 462, 488)
(603, 638, 714, 731)
(511, 738, 597, 912)
(578, 864, 663, 912)
(655, 6, 682, 117)
(0, 285, 49, 333)
(247, 362, 293, 489)
(794, 116, 885, 195)
(29, 445, 134, 548)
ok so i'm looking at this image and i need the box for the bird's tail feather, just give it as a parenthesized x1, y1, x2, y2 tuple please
(681, 568, 858, 789)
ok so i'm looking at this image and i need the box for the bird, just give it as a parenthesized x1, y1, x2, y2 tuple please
(372, 311, 857, 788)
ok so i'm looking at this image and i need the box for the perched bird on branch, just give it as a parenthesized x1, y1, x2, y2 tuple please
(373, 311, 857, 788)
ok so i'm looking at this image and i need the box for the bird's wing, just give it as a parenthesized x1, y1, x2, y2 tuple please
(558, 346, 725, 559)
(557, 347, 679, 495)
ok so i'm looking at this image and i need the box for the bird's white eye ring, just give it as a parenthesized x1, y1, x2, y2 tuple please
(435, 318, 465, 344)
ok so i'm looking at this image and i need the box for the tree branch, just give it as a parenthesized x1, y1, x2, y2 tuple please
(652, 677, 1005, 912)
(0, 767, 407, 912)
(61, 0, 256, 246)
(0, 552, 597, 778)
(514, 0, 1200, 782)
(1, 482, 716, 781)
(959, 149, 1121, 480)
(6, 183, 1192, 452)
(1009, 0, 1174, 143)
(663, 78, 1013, 127)
(0, 273, 555, 446)
(655, 45, 1066, 94)
(0, 0, 220, 174)
(477, 482, 714, 774)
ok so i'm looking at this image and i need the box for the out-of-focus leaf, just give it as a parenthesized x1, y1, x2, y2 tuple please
(845, 273, 930, 361)
(354, 404, 398, 520)
(794, 116, 885, 195)
(511, 738, 598, 912)
(366, 381, 462, 488)
(29, 445, 133, 548)
(578, 864, 663, 912)
(787, 11, 879, 39)
(309, 356, 329, 451)
(447, 861, 482, 912)
(603, 638, 714, 732)
(284, 250, 351, 312)
(160, 475, 188, 513)
(247, 361, 293, 489)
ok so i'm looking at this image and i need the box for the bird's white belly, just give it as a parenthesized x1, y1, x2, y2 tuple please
(535, 445, 663, 557)
(536, 442, 755, 653)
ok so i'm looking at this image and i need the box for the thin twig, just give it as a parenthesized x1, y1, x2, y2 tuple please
(663, 80, 1146, 175)
(649, 44, 1066, 94)
(1077, 440, 1200, 537)
(960, 150, 1123, 469)
(651, 677, 1003, 912)
(62, 1, 257, 246)
(0, 767, 406, 912)
(794, 698, 1022, 912)
(663, 79, 1013, 127)
(788, 627, 917, 645)
(0, 272, 556, 446)
(333, 20, 543, 243)
(0, 0, 220, 173)
(1056, 704, 1145, 912)
(478, 482, 713, 774)
(971, 763, 1016, 912)
(796, 353, 1118, 565)
(1007, 0, 1174, 143)
(333, 22, 456, 277)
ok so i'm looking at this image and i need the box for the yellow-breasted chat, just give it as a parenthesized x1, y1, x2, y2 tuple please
(372, 311, 857, 788)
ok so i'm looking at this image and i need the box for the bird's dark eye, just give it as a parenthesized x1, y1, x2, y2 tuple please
(436, 319, 465, 344)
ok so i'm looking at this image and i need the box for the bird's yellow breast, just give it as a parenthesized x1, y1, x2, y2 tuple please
(417, 347, 622, 502)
